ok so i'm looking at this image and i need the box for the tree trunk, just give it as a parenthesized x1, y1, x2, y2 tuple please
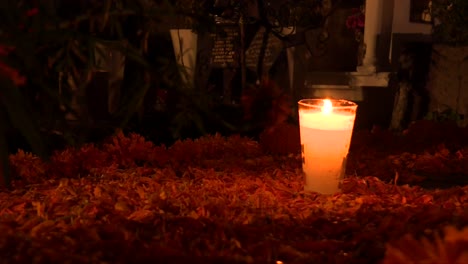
(390, 48, 415, 131)
(390, 81, 410, 131)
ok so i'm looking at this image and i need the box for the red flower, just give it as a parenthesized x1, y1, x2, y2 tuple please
(0, 62, 27, 86)
(346, 6, 365, 31)
(0, 7, 38, 86)
(0, 46, 14, 56)
(346, 16, 357, 29)
(357, 13, 365, 28)
(0, 45, 27, 86)
(25, 8, 39, 17)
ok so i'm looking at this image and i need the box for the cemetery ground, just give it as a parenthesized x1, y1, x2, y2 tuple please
(0, 120, 467, 264)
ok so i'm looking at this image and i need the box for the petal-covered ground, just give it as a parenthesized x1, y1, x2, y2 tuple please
(1, 121, 467, 264)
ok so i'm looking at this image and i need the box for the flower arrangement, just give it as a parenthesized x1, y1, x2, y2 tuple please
(2, 129, 468, 263)
(345, 4, 365, 42)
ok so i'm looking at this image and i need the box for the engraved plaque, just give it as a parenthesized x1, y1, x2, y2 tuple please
(245, 27, 284, 73)
(210, 27, 240, 68)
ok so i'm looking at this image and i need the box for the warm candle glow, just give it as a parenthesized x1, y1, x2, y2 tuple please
(298, 99, 357, 194)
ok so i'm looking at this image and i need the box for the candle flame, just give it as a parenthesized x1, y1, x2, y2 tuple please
(322, 99, 333, 114)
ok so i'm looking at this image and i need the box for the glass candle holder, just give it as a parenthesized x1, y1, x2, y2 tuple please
(298, 99, 358, 194)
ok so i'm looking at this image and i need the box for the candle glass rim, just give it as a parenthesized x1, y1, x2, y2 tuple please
(298, 98, 357, 109)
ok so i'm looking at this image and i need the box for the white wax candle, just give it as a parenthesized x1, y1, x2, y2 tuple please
(299, 99, 356, 194)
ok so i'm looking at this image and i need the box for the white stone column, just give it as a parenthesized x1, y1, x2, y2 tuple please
(358, 0, 384, 74)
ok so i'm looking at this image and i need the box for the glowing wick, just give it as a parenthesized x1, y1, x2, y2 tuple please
(322, 99, 333, 115)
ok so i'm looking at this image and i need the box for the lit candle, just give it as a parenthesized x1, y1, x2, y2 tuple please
(298, 99, 357, 194)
